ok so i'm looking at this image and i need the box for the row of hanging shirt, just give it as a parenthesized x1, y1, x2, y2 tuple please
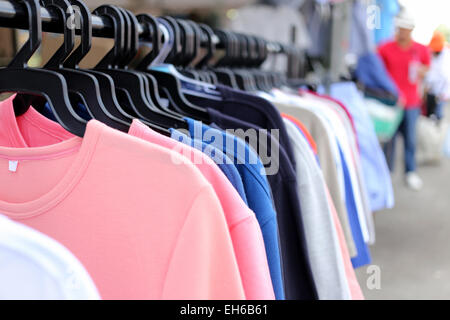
(0, 0, 393, 300)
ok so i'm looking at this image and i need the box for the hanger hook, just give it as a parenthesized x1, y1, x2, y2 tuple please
(135, 13, 161, 71)
(195, 23, 215, 68)
(185, 20, 202, 68)
(93, 5, 125, 69)
(63, 0, 92, 68)
(158, 16, 182, 64)
(123, 8, 140, 68)
(8, 0, 42, 68)
(41, 0, 75, 68)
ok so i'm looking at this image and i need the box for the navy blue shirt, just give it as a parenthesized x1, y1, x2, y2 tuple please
(43, 102, 92, 122)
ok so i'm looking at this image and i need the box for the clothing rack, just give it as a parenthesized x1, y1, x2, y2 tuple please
(0, 0, 293, 56)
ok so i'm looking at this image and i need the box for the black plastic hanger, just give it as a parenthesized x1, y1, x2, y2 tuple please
(94, 5, 187, 132)
(136, 14, 187, 119)
(194, 23, 218, 85)
(135, 13, 161, 70)
(185, 20, 207, 78)
(119, 7, 157, 108)
(94, 5, 140, 119)
(0, 0, 86, 136)
(235, 32, 258, 91)
(187, 21, 205, 68)
(256, 37, 276, 90)
(176, 19, 194, 68)
(184, 20, 210, 82)
(93, 5, 160, 128)
(122, 8, 189, 130)
(158, 16, 183, 64)
(247, 35, 271, 92)
(40, 0, 130, 132)
(195, 24, 215, 69)
(212, 29, 239, 89)
(244, 34, 264, 91)
(225, 31, 251, 91)
(141, 18, 211, 122)
(234, 32, 258, 92)
(64, 0, 136, 125)
(177, 19, 202, 81)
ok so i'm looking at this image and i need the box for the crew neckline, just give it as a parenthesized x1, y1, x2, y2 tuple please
(0, 98, 103, 218)
(21, 105, 75, 142)
(1, 95, 75, 148)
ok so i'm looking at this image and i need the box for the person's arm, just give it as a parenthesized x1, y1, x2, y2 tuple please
(418, 45, 432, 81)
(418, 65, 430, 82)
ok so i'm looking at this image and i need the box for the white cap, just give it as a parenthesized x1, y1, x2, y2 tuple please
(395, 9, 416, 30)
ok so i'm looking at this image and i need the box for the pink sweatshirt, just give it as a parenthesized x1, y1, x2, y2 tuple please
(0, 97, 246, 300)
(129, 120, 275, 300)
(0, 96, 275, 300)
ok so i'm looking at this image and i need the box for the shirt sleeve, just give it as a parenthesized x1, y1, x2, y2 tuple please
(161, 185, 246, 300)
(230, 213, 276, 300)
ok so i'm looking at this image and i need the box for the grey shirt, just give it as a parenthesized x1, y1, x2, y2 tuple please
(283, 118, 351, 300)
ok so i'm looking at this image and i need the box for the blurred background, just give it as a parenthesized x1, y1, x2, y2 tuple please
(1, 0, 450, 300)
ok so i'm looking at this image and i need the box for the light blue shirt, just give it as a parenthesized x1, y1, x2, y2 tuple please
(374, 0, 400, 44)
(323, 82, 395, 212)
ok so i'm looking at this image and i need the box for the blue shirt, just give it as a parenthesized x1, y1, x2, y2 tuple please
(170, 129, 248, 205)
(182, 117, 285, 300)
(355, 52, 399, 100)
(338, 145, 372, 268)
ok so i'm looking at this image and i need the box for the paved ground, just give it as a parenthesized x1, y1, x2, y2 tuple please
(355, 116, 450, 300)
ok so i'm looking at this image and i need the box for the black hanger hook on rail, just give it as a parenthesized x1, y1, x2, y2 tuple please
(8, 0, 42, 68)
(63, 0, 92, 68)
(196, 23, 215, 68)
(135, 13, 161, 70)
(94, 4, 125, 69)
(41, 0, 75, 68)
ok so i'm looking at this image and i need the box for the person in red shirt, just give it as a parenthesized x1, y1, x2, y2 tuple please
(378, 9, 431, 191)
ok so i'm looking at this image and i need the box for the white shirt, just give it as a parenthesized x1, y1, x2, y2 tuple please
(303, 92, 375, 245)
(426, 48, 450, 100)
(269, 89, 370, 243)
(0, 215, 100, 300)
(297, 95, 370, 243)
